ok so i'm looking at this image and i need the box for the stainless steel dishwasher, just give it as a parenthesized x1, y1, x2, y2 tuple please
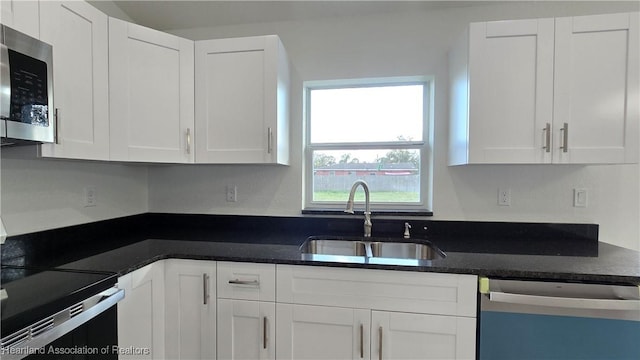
(478, 277, 640, 360)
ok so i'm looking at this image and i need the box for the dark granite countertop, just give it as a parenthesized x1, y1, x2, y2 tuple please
(57, 238, 640, 285)
(4, 214, 639, 285)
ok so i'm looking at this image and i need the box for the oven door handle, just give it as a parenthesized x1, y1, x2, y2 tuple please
(487, 291, 640, 311)
(0, 287, 124, 360)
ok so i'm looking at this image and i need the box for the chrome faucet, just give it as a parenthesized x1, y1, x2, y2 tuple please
(344, 180, 372, 237)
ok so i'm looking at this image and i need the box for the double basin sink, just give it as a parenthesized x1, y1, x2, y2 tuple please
(300, 236, 446, 262)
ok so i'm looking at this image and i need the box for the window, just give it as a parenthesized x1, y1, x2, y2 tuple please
(304, 78, 432, 212)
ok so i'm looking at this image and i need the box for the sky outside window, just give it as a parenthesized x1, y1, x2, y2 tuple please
(310, 85, 423, 148)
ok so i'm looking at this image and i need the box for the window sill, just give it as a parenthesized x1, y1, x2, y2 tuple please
(301, 209, 433, 217)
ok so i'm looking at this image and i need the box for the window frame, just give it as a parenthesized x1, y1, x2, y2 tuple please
(303, 77, 433, 213)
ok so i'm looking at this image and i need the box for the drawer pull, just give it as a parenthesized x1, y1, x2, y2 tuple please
(228, 279, 259, 286)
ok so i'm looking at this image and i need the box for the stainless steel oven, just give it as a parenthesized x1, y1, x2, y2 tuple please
(1, 266, 123, 360)
(0, 24, 55, 145)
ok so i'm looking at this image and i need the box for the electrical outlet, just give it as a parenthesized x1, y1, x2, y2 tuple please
(498, 188, 511, 206)
(83, 186, 97, 207)
(574, 188, 588, 208)
(226, 185, 237, 202)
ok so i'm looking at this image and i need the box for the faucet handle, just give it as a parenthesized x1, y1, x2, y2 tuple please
(403, 222, 412, 238)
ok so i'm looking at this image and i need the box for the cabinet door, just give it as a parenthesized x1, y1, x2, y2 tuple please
(553, 12, 639, 164)
(468, 19, 554, 163)
(165, 259, 216, 360)
(109, 17, 194, 163)
(276, 303, 370, 360)
(195, 35, 289, 164)
(117, 262, 165, 360)
(39, 1, 109, 160)
(0, 0, 39, 39)
(217, 299, 276, 360)
(372, 311, 476, 360)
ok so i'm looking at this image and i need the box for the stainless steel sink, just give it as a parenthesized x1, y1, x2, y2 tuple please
(370, 241, 445, 260)
(300, 238, 368, 257)
(300, 236, 445, 261)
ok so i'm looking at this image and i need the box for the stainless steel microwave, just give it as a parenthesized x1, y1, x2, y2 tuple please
(1, 24, 55, 146)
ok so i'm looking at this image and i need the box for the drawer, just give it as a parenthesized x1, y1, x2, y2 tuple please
(217, 262, 276, 301)
(276, 265, 477, 317)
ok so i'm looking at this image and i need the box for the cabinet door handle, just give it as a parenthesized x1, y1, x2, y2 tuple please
(359, 324, 364, 358)
(378, 326, 383, 360)
(267, 127, 273, 154)
(186, 128, 191, 154)
(543, 123, 551, 153)
(561, 123, 569, 153)
(203, 273, 209, 305)
(54, 108, 60, 144)
(228, 279, 259, 286)
(263, 316, 268, 349)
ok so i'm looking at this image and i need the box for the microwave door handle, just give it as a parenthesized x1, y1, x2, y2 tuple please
(0, 44, 10, 120)
(488, 291, 640, 311)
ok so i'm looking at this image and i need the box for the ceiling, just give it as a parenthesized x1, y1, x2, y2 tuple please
(105, 1, 491, 31)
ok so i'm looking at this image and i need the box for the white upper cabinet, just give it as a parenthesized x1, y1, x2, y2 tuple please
(39, 1, 109, 160)
(109, 17, 194, 163)
(553, 12, 639, 164)
(0, 0, 39, 39)
(450, 12, 639, 165)
(195, 35, 290, 165)
(450, 18, 554, 165)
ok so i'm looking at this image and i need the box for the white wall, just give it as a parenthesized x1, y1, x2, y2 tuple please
(147, 1, 640, 250)
(0, 147, 148, 236)
(0, 1, 636, 250)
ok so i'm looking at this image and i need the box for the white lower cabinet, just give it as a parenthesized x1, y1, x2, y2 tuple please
(117, 262, 166, 360)
(372, 311, 476, 360)
(118, 261, 477, 360)
(165, 259, 217, 360)
(276, 265, 478, 360)
(217, 261, 277, 360)
(276, 303, 370, 360)
(275, 305, 475, 360)
(218, 299, 276, 360)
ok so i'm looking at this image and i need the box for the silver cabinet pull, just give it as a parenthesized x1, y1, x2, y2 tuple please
(378, 326, 383, 360)
(263, 316, 268, 349)
(228, 279, 260, 286)
(267, 127, 273, 154)
(359, 324, 364, 358)
(186, 128, 191, 154)
(561, 122, 569, 153)
(543, 123, 551, 152)
(54, 108, 60, 144)
(203, 273, 209, 305)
